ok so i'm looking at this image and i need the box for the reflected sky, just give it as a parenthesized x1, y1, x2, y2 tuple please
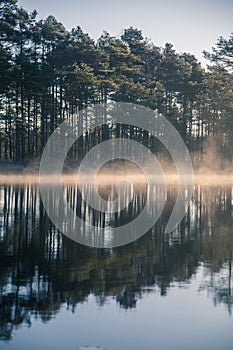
(3, 268, 233, 350)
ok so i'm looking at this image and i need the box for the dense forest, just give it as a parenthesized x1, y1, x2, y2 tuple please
(0, 0, 233, 167)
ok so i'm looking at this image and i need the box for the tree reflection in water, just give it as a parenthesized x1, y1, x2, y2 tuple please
(0, 183, 232, 341)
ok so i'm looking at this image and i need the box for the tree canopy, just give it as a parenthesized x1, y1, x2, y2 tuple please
(0, 0, 232, 169)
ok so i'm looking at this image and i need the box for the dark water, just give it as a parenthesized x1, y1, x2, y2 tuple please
(0, 183, 233, 350)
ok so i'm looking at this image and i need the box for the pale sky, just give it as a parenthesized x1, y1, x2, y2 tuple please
(18, 0, 233, 66)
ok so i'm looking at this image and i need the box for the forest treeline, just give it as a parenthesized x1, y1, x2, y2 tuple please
(0, 0, 233, 165)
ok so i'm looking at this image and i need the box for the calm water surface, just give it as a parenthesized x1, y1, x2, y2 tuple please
(0, 183, 233, 350)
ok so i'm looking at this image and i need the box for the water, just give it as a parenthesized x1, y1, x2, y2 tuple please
(0, 183, 233, 350)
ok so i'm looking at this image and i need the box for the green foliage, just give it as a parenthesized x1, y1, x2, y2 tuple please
(0, 0, 232, 164)
(203, 33, 233, 69)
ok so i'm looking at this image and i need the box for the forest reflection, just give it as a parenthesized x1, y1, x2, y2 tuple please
(0, 183, 233, 341)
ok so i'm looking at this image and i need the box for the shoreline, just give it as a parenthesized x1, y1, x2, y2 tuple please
(0, 172, 232, 186)
(1, 159, 233, 185)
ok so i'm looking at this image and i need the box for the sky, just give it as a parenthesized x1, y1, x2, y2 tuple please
(18, 0, 233, 66)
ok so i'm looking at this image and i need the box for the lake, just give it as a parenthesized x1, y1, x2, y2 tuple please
(0, 182, 233, 350)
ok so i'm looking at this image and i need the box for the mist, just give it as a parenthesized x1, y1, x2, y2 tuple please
(0, 135, 233, 186)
